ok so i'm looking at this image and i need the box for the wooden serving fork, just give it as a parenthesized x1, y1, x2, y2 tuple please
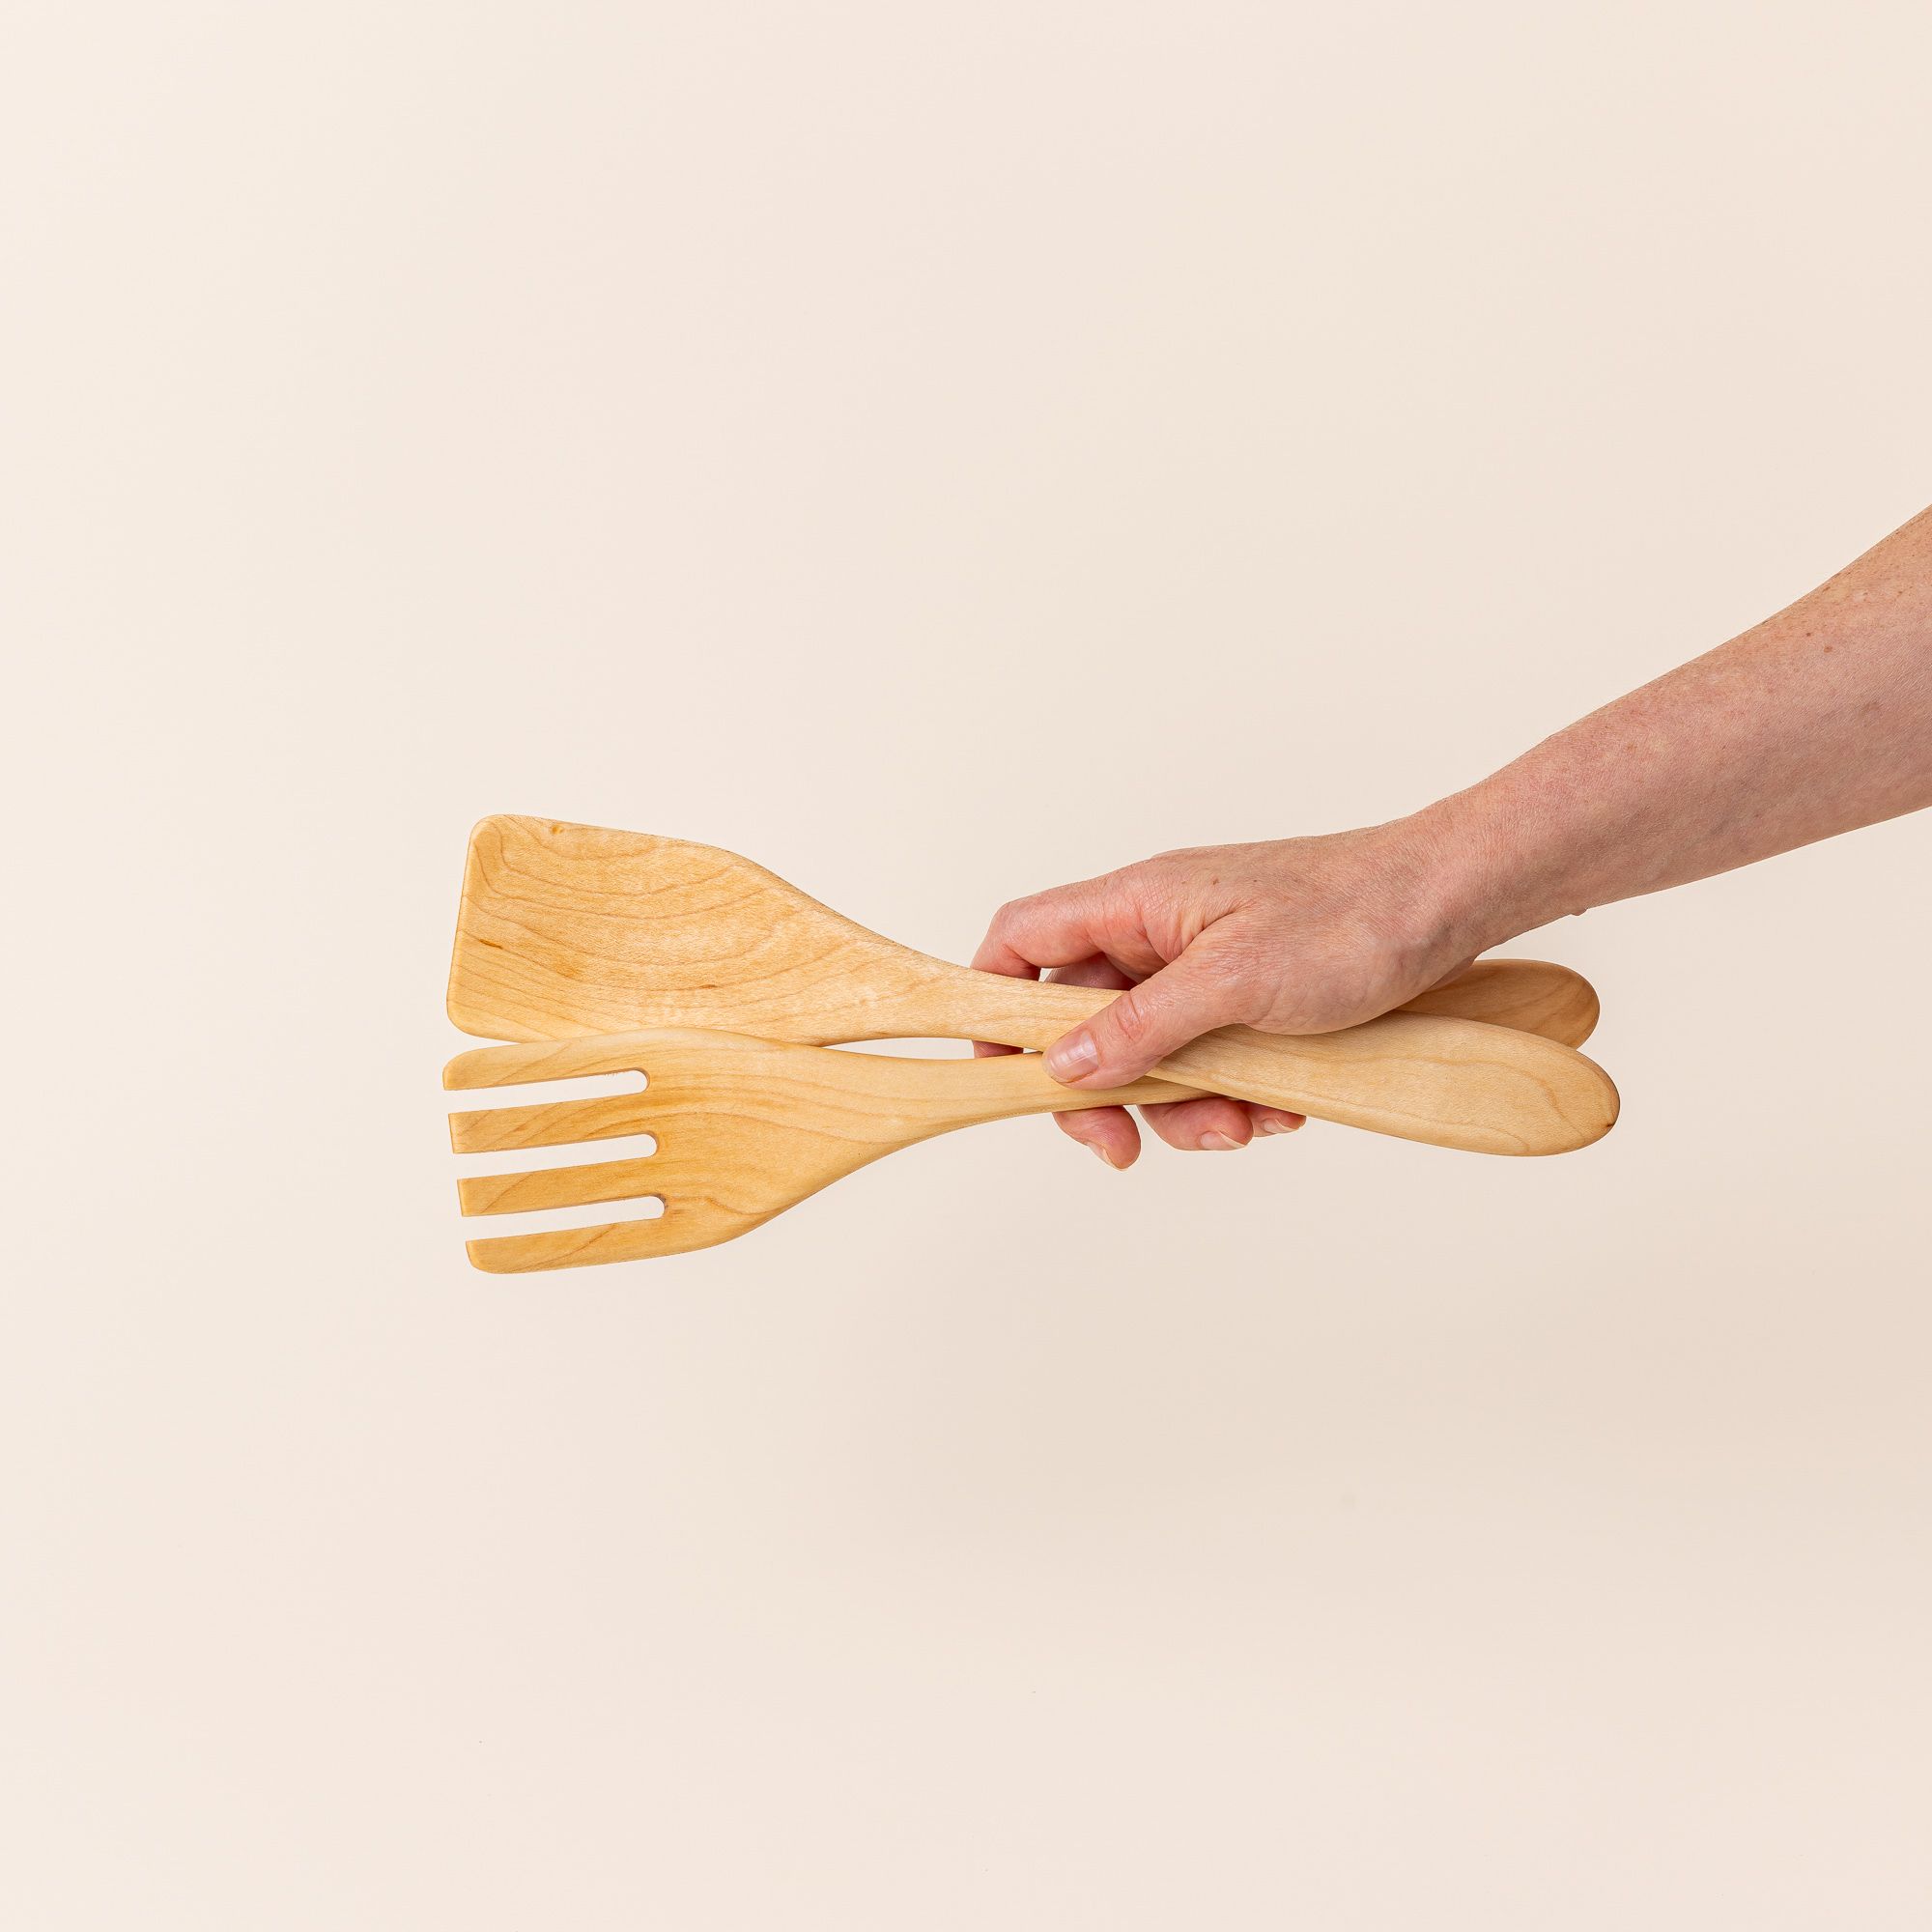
(447, 1030, 1190, 1269)
(446, 817, 1617, 1158)
(449, 1021, 1610, 1271)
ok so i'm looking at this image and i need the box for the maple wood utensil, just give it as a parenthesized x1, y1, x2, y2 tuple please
(449, 1010, 1616, 1272)
(448, 815, 1601, 1049)
(446, 1029, 1198, 1269)
(446, 1027, 1502, 1270)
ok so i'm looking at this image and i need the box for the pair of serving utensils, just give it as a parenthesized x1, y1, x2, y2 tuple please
(444, 816, 1618, 1269)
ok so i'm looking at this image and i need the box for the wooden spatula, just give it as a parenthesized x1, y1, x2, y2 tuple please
(448, 814, 1600, 1048)
(445, 1027, 1559, 1271)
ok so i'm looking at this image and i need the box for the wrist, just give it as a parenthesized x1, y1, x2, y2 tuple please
(1386, 784, 1553, 966)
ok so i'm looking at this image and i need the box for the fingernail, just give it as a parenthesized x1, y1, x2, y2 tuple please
(1045, 1031, 1099, 1083)
(1088, 1142, 1116, 1169)
(1261, 1118, 1302, 1135)
(1200, 1131, 1243, 1151)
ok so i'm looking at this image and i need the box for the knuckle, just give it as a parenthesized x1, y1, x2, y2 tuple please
(1107, 987, 1156, 1046)
(1203, 932, 1276, 1019)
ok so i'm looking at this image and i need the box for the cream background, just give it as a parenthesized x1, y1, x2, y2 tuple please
(6, 4, 1931, 1926)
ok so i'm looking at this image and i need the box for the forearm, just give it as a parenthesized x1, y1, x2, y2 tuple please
(978, 502, 1932, 1150)
(1422, 505, 1932, 954)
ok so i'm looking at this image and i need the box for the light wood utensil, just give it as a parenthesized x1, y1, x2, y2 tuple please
(446, 816, 1616, 1156)
(449, 814, 1600, 1048)
(449, 1010, 1615, 1269)
(441, 1029, 1393, 1270)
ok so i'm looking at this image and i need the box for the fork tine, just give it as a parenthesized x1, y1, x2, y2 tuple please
(443, 1036, 654, 1090)
(458, 1155, 661, 1217)
(448, 1029, 899, 1270)
(448, 1091, 657, 1154)
(467, 1216, 684, 1274)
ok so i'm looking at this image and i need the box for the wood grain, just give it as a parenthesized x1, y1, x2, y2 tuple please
(1398, 955, 1598, 1045)
(446, 813, 1613, 1154)
(446, 1021, 1617, 1271)
(447, 814, 1600, 1048)
(448, 1030, 1256, 1271)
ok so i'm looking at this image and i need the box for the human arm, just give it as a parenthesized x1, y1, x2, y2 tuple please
(975, 504, 1932, 1167)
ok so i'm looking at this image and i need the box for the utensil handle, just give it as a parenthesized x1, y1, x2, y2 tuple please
(445, 1024, 1616, 1160)
(1394, 957, 1597, 1045)
(923, 955, 1597, 1047)
(922, 983, 1617, 1156)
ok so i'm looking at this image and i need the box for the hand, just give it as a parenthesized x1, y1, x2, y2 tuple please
(971, 819, 1479, 1168)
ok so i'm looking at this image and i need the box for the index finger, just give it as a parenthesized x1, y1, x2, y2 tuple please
(971, 877, 1163, 980)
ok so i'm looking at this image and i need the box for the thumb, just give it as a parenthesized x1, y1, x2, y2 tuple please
(1043, 931, 1254, 1087)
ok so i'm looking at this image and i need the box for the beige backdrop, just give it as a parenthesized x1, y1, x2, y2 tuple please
(6, 3, 1930, 1926)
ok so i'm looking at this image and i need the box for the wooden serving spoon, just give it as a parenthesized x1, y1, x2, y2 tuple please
(448, 814, 1601, 1049)
(444, 1029, 1552, 1270)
